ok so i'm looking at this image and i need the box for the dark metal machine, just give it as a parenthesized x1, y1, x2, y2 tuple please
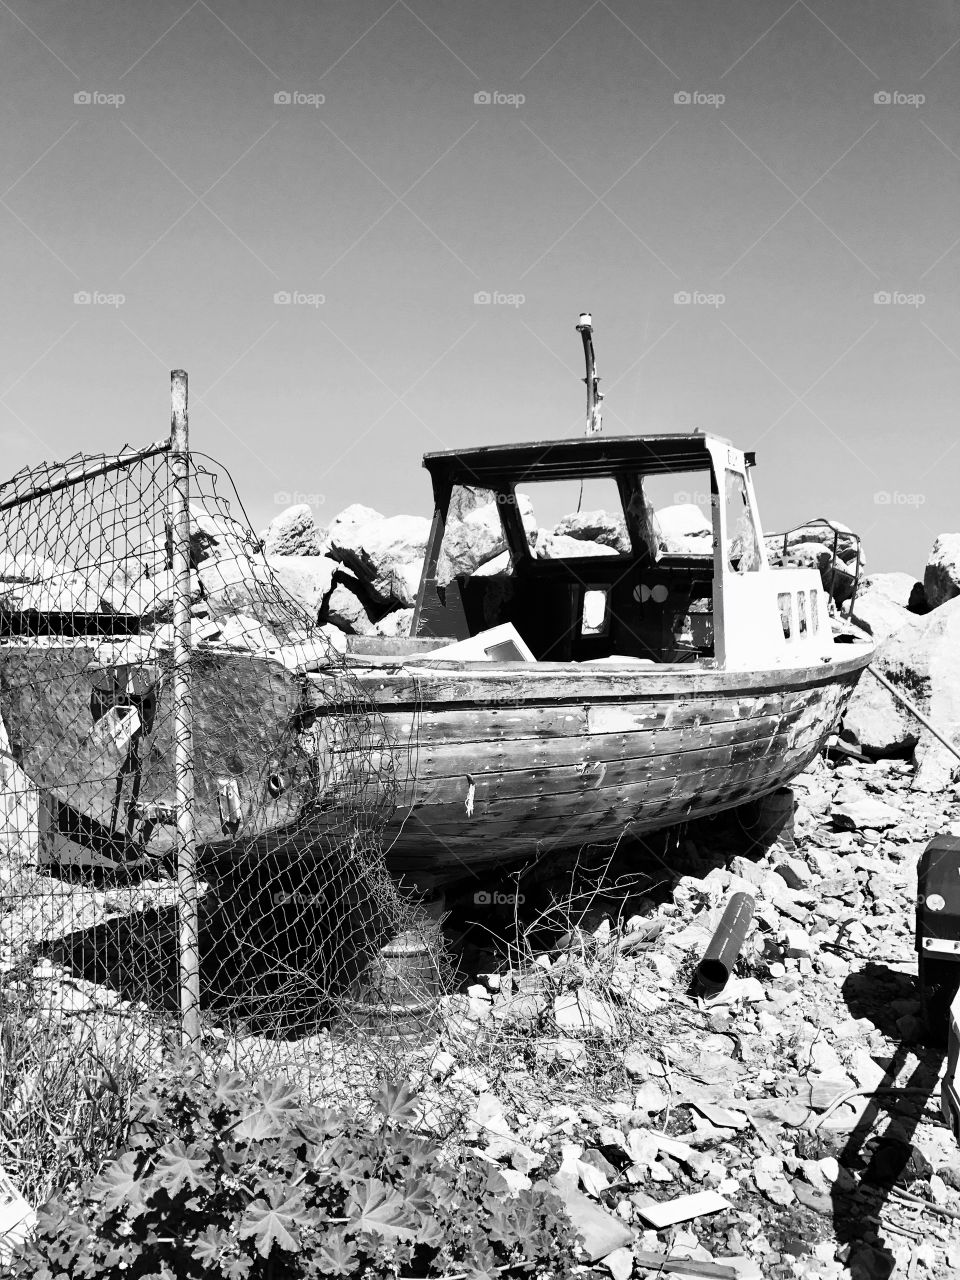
(916, 834, 960, 1139)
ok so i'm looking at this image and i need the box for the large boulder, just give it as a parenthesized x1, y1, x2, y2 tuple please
(766, 520, 864, 606)
(323, 572, 378, 635)
(0, 551, 56, 583)
(924, 533, 960, 610)
(908, 581, 932, 615)
(373, 607, 414, 637)
(437, 494, 536, 586)
(326, 503, 383, 541)
(843, 595, 960, 789)
(850, 572, 917, 642)
(438, 501, 507, 586)
(554, 509, 629, 554)
(653, 504, 712, 554)
(267, 555, 336, 619)
(260, 504, 326, 556)
(779, 541, 834, 572)
(101, 566, 186, 616)
(158, 503, 253, 572)
(328, 514, 428, 608)
(473, 550, 513, 577)
(534, 532, 617, 560)
(197, 555, 275, 618)
(15, 569, 113, 613)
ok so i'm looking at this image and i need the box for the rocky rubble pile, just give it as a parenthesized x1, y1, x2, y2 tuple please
(256, 499, 957, 640)
(411, 756, 960, 1280)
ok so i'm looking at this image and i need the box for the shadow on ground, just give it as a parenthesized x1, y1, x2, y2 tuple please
(829, 961, 945, 1279)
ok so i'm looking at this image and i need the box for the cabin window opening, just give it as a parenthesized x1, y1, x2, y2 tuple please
(810, 590, 819, 633)
(581, 588, 610, 637)
(519, 478, 628, 559)
(797, 590, 808, 636)
(778, 592, 793, 640)
(724, 470, 761, 572)
(437, 484, 516, 587)
(634, 471, 713, 560)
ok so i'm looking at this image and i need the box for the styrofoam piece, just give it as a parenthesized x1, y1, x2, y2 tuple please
(634, 1189, 731, 1229)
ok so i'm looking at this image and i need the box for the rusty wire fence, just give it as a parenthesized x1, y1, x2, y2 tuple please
(0, 373, 445, 1203)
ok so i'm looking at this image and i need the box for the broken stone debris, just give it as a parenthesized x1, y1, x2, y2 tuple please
(413, 752, 960, 1279)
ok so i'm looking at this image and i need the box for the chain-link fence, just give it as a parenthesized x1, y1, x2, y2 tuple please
(0, 373, 445, 1201)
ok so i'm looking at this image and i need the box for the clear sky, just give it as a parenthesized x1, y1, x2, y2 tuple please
(1, 1, 958, 575)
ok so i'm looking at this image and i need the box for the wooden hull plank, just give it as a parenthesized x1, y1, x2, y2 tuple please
(307, 650, 871, 709)
(375, 704, 809, 780)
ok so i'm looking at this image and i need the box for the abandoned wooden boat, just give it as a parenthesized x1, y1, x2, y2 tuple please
(312, 429, 875, 878)
(0, 343, 874, 885)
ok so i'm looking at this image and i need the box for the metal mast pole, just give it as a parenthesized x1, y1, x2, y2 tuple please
(170, 369, 201, 1050)
(576, 313, 603, 434)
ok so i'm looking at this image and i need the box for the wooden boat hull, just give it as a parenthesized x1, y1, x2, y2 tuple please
(305, 649, 873, 878)
(0, 645, 314, 858)
(0, 643, 873, 880)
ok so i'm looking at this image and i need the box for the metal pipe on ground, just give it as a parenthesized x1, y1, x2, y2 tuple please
(695, 892, 756, 996)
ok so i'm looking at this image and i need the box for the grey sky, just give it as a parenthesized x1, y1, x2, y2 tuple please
(1, 1, 958, 573)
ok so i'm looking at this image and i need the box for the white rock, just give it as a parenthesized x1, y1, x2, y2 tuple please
(373, 607, 414, 637)
(325, 575, 377, 634)
(924, 532, 960, 609)
(554, 510, 630, 553)
(654, 503, 712, 553)
(329, 514, 429, 607)
(850, 572, 918, 641)
(832, 788, 901, 831)
(554, 990, 618, 1036)
(601, 1247, 634, 1280)
(218, 613, 279, 650)
(326, 503, 383, 539)
(535, 532, 618, 560)
(780, 927, 816, 959)
(267, 554, 336, 617)
(499, 1168, 532, 1195)
(843, 595, 960, 788)
(535, 1037, 589, 1070)
(428, 1049, 455, 1080)
(772, 855, 814, 890)
(260, 504, 326, 556)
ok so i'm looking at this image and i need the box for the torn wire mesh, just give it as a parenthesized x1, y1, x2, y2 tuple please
(0, 442, 444, 1198)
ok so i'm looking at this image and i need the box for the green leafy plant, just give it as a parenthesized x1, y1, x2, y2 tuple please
(0, 965, 145, 1206)
(11, 1061, 582, 1280)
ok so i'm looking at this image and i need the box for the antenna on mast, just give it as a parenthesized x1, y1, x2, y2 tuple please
(576, 313, 603, 434)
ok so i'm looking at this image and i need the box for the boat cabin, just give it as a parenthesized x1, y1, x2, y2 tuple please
(407, 433, 835, 671)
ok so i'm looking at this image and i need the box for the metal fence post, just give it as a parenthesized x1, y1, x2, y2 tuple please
(170, 369, 201, 1050)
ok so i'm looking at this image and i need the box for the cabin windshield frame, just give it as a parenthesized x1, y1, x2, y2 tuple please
(410, 434, 800, 669)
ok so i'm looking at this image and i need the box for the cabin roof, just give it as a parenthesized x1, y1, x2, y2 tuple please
(423, 433, 743, 485)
